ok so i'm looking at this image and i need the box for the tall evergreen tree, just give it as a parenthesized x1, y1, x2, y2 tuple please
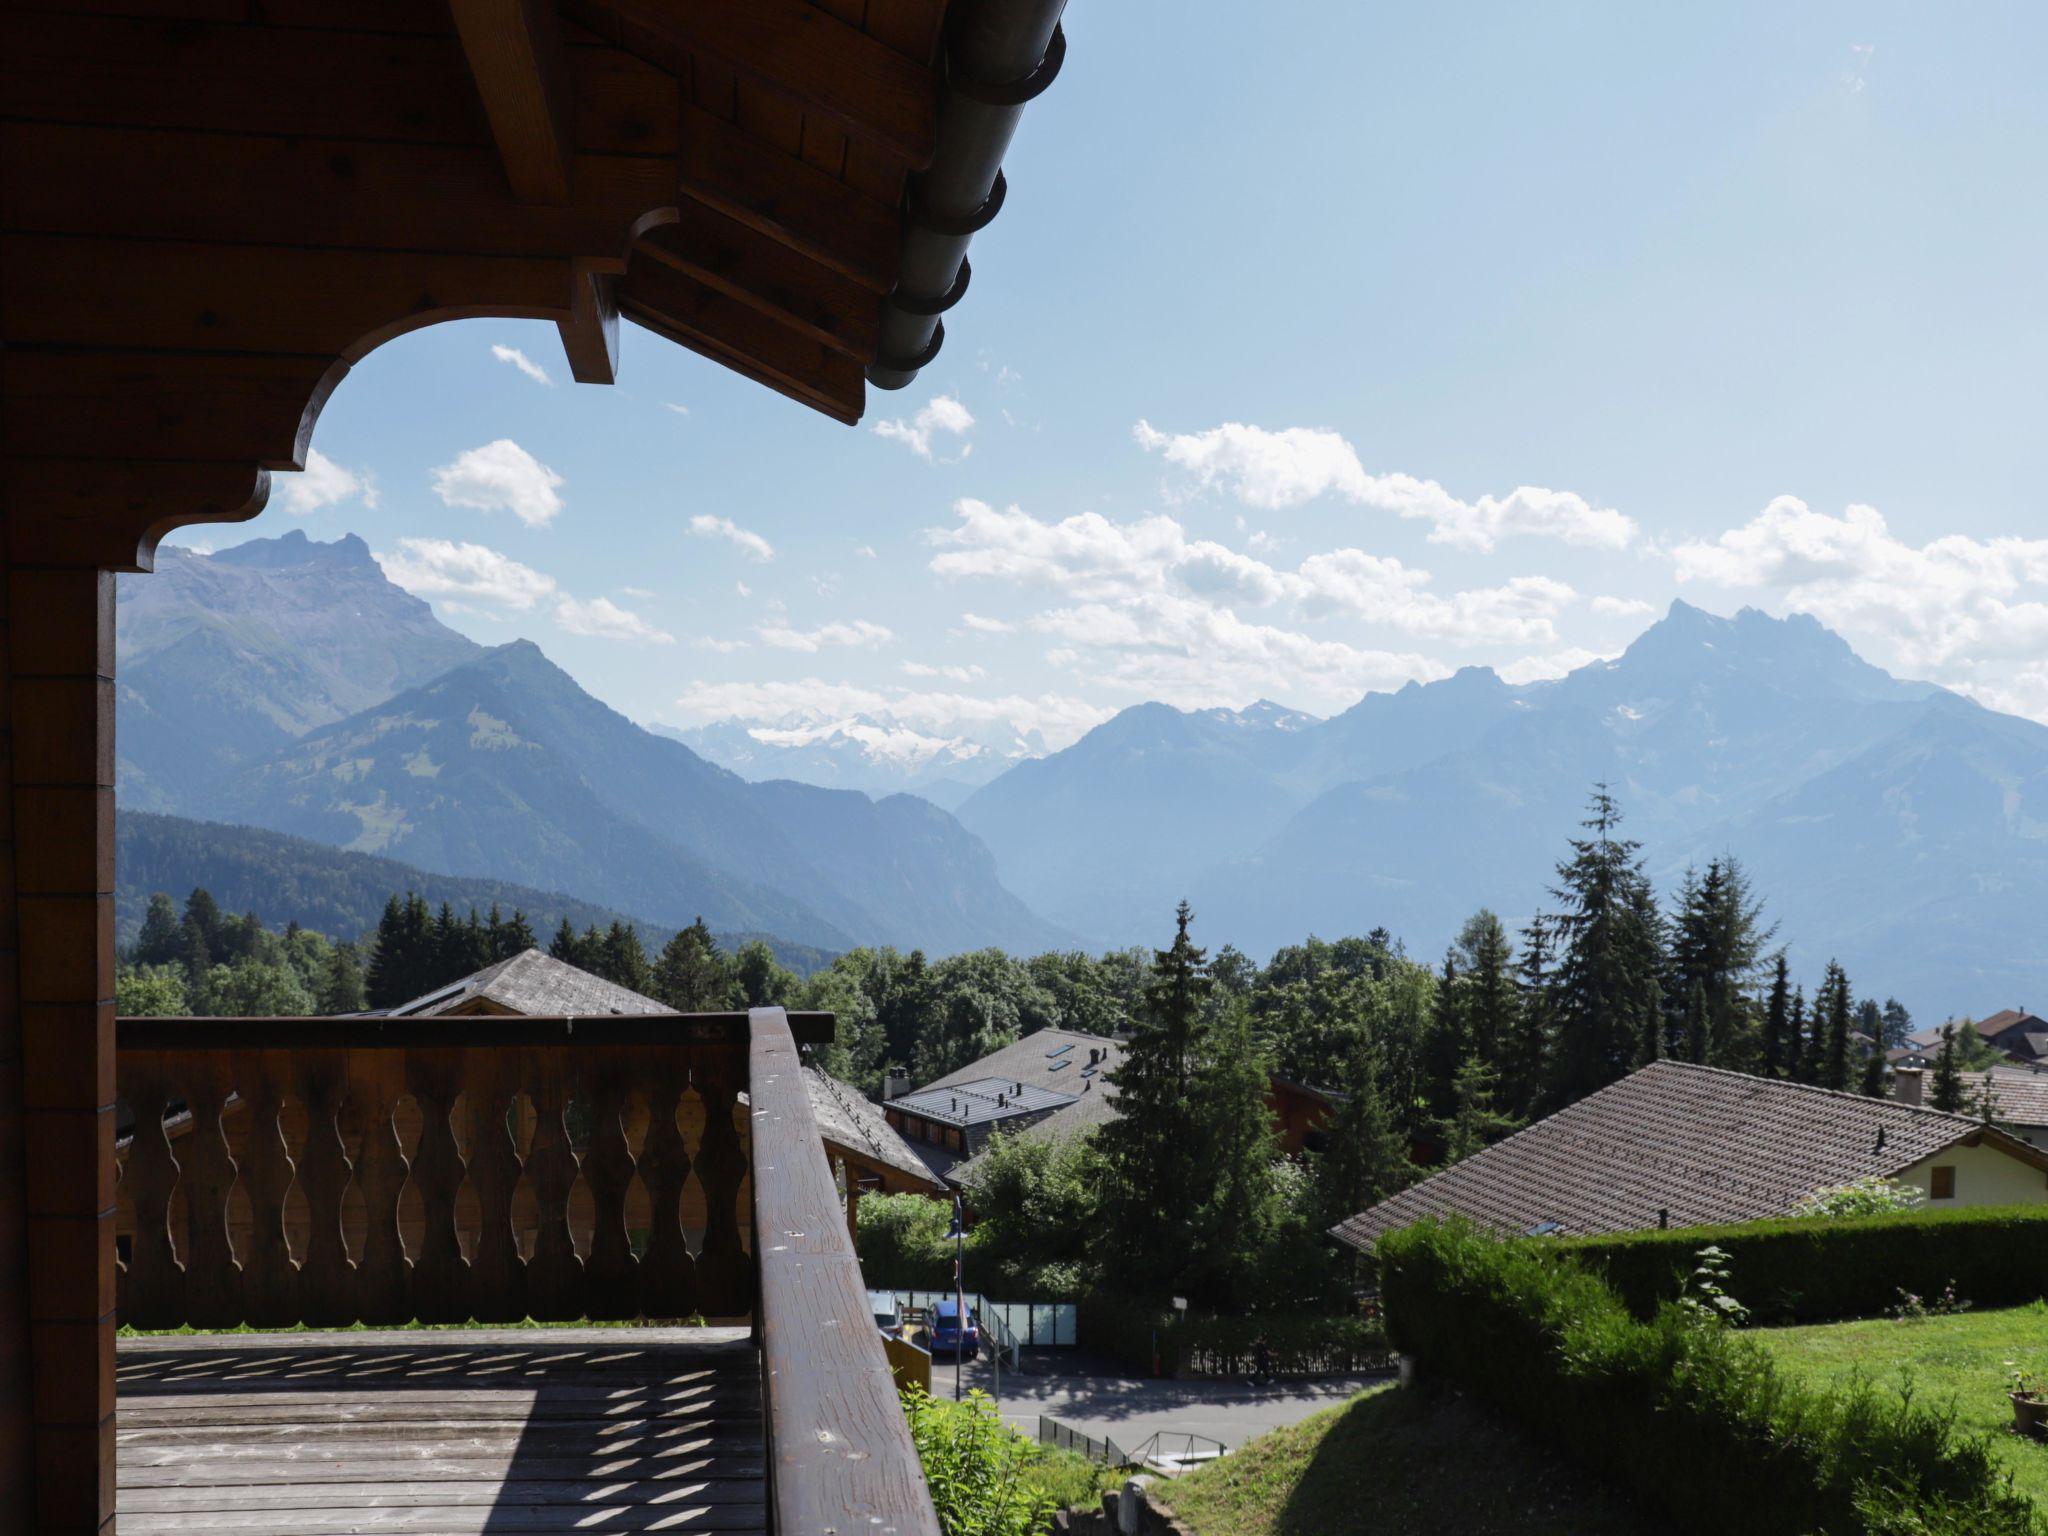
(135, 893, 183, 967)
(654, 918, 729, 1010)
(1441, 1052, 1520, 1160)
(183, 887, 223, 954)
(1761, 954, 1791, 1079)
(1857, 1039, 1888, 1097)
(1666, 856, 1771, 1067)
(1316, 1037, 1417, 1232)
(1456, 910, 1518, 1070)
(1423, 950, 1465, 1120)
(1188, 1002, 1283, 1310)
(319, 941, 369, 1015)
(1096, 902, 1215, 1296)
(1683, 979, 1710, 1065)
(1879, 998, 1914, 1051)
(1546, 787, 1665, 1106)
(365, 895, 407, 1008)
(1500, 917, 1554, 1117)
(1789, 985, 1818, 1085)
(548, 917, 581, 968)
(603, 921, 654, 997)
(1821, 960, 1852, 1091)
(1930, 1023, 1966, 1113)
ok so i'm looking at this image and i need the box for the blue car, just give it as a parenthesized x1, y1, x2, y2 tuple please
(930, 1298, 980, 1359)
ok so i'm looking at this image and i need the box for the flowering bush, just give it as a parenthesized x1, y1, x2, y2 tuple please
(1792, 1177, 1923, 1220)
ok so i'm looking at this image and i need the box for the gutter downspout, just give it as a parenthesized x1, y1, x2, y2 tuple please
(867, 0, 1069, 390)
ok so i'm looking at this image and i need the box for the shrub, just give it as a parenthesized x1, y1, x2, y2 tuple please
(1794, 1176, 1925, 1220)
(1378, 1219, 2037, 1536)
(858, 1193, 959, 1290)
(1562, 1204, 2048, 1323)
(902, 1386, 1059, 1536)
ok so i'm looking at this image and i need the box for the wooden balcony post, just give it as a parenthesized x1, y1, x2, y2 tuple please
(0, 553, 118, 1536)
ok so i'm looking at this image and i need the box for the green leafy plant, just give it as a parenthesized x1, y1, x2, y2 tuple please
(1794, 1176, 1925, 1221)
(1675, 1245, 1749, 1329)
(902, 1386, 1059, 1536)
(2004, 1360, 2045, 1405)
(1892, 1282, 1971, 1322)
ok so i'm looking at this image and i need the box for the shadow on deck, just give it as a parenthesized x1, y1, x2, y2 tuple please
(116, 1328, 767, 1534)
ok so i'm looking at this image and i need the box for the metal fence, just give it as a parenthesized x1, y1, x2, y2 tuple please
(887, 1291, 1079, 1348)
(1036, 1414, 1127, 1467)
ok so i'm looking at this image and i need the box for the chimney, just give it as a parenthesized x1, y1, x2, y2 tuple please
(1894, 1067, 1925, 1108)
(998, 1093, 1007, 1108)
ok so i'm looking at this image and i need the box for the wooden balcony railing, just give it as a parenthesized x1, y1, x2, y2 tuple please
(113, 1005, 940, 1536)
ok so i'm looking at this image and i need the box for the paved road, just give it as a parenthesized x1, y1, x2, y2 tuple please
(926, 1349, 1389, 1454)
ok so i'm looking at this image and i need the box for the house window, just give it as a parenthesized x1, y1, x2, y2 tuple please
(1930, 1165, 1957, 1200)
(926, 1122, 942, 1145)
(948, 1129, 962, 1150)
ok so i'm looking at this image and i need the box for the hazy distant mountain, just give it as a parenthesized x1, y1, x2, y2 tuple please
(116, 809, 835, 976)
(116, 533, 481, 810)
(119, 532, 1070, 958)
(659, 713, 1045, 810)
(961, 604, 2034, 1020)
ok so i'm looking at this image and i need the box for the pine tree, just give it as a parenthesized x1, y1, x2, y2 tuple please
(1857, 1041, 1888, 1097)
(1456, 910, 1518, 1070)
(1880, 998, 1914, 1051)
(603, 922, 654, 996)
(1822, 961, 1852, 1091)
(1931, 1023, 1966, 1113)
(1761, 954, 1791, 1079)
(365, 895, 406, 1008)
(1423, 950, 1465, 1120)
(319, 941, 369, 1015)
(1546, 787, 1665, 1106)
(1666, 856, 1772, 1068)
(183, 888, 223, 953)
(1096, 902, 1215, 1296)
(1317, 1038, 1417, 1230)
(1441, 1052, 1520, 1160)
(134, 893, 183, 967)
(1684, 979, 1709, 1065)
(502, 909, 537, 954)
(549, 917, 580, 966)
(1189, 1002, 1282, 1310)
(1500, 917, 1554, 1118)
(654, 918, 729, 1010)
(1789, 985, 1817, 1085)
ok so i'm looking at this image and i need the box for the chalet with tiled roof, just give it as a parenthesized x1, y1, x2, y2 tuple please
(1332, 1060, 2048, 1254)
(1973, 1009, 2048, 1064)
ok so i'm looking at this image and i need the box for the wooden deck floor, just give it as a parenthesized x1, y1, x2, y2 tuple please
(115, 1328, 768, 1534)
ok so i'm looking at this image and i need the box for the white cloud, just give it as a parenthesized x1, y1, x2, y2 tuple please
(1498, 648, 1611, 685)
(958, 613, 1015, 634)
(554, 595, 674, 645)
(756, 618, 894, 652)
(735, 581, 753, 598)
(694, 636, 749, 653)
(1132, 420, 1633, 551)
(928, 499, 1575, 645)
(619, 585, 654, 599)
(276, 448, 378, 517)
(378, 538, 556, 613)
(855, 545, 878, 559)
(490, 344, 553, 386)
(1592, 595, 1657, 618)
(663, 402, 690, 417)
(670, 677, 1109, 750)
(690, 514, 775, 562)
(873, 394, 975, 462)
(430, 439, 564, 527)
(1671, 497, 2048, 697)
(902, 661, 987, 683)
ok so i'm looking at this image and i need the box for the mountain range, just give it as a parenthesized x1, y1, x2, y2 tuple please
(956, 604, 2040, 1021)
(658, 714, 1043, 811)
(113, 533, 1068, 957)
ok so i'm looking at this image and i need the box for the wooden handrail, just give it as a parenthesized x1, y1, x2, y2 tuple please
(118, 1010, 838, 1049)
(749, 1007, 942, 1536)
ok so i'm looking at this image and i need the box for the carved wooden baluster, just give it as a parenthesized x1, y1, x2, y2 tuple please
(406, 1049, 468, 1324)
(692, 1047, 751, 1319)
(463, 1048, 526, 1324)
(581, 1055, 639, 1321)
(524, 1053, 583, 1322)
(348, 1051, 412, 1325)
(637, 1055, 697, 1321)
(296, 1050, 355, 1326)
(181, 1053, 244, 1329)
(233, 1049, 299, 1328)
(118, 1054, 184, 1328)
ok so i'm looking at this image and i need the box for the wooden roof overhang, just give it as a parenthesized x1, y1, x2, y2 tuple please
(0, 0, 1069, 568)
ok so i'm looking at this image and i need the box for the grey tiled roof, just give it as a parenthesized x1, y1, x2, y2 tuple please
(384, 948, 671, 1019)
(801, 1068, 946, 1191)
(888, 1078, 1075, 1128)
(949, 1075, 1119, 1184)
(1331, 1060, 2020, 1252)
(924, 1028, 1124, 1098)
(1968, 1067, 2048, 1129)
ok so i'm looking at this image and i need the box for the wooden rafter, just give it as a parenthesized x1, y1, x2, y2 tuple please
(449, 0, 575, 204)
(572, 0, 938, 167)
(637, 207, 879, 360)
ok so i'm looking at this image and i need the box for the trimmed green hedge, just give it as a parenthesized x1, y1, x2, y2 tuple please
(1563, 1204, 2048, 1324)
(1379, 1219, 2037, 1536)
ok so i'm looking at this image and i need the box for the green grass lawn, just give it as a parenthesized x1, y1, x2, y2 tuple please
(1162, 1384, 1660, 1536)
(1758, 1300, 2048, 1509)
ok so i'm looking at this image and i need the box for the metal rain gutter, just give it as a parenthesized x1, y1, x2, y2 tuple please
(867, 0, 1069, 390)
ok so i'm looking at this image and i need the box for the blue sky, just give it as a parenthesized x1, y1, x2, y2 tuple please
(196, 1, 2048, 747)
